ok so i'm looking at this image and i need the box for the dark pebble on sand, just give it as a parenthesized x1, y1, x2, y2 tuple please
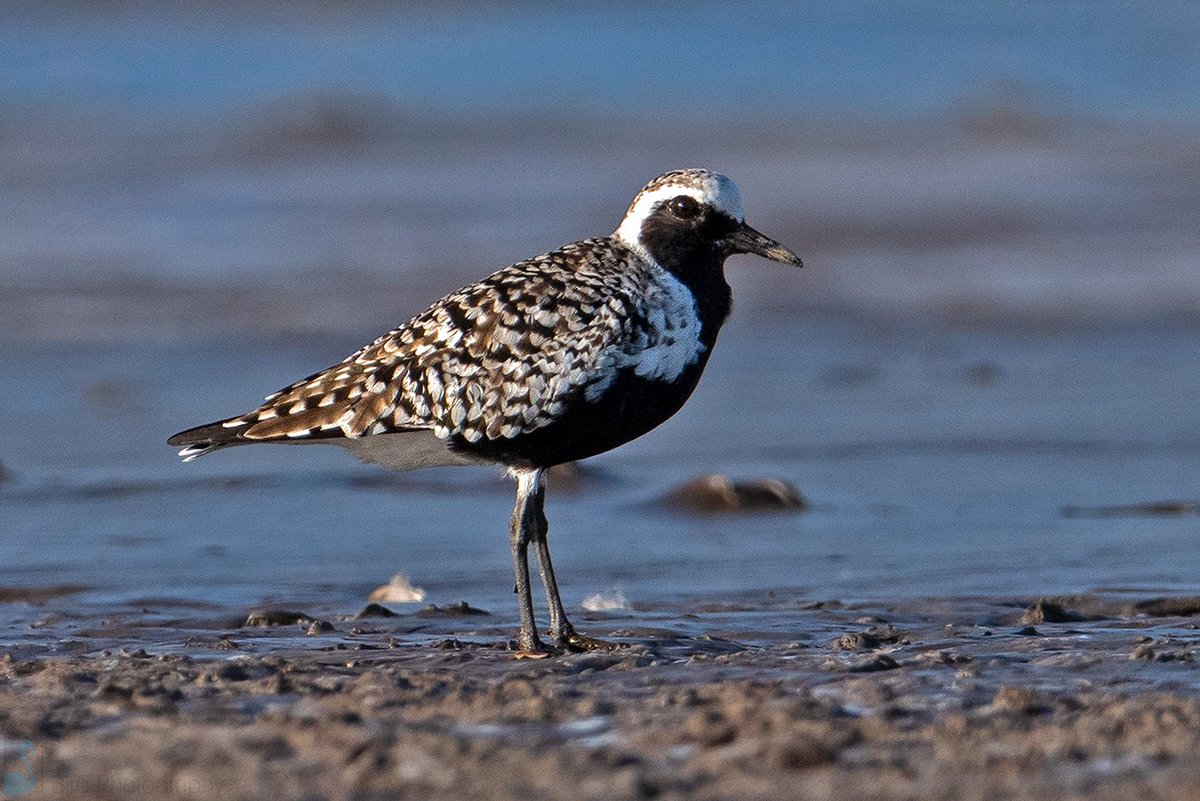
(306, 620, 335, 635)
(243, 610, 315, 627)
(661, 474, 807, 514)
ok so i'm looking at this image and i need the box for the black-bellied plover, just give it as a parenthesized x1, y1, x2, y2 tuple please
(169, 169, 802, 656)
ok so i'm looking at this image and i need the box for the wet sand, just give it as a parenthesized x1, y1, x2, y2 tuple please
(5, 591, 1200, 800)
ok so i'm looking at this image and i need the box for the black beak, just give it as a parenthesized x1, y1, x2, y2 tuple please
(725, 222, 803, 267)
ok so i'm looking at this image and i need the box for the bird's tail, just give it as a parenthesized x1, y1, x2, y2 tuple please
(167, 418, 251, 462)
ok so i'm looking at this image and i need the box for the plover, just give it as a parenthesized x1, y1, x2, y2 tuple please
(169, 169, 802, 656)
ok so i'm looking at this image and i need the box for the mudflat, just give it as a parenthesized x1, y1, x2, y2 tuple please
(4, 591, 1200, 800)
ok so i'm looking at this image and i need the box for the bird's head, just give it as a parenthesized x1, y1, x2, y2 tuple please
(615, 169, 803, 274)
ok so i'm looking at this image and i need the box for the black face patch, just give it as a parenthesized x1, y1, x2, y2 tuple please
(638, 201, 739, 281)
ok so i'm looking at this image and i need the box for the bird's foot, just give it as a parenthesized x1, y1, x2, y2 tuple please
(514, 648, 553, 660)
(512, 633, 553, 659)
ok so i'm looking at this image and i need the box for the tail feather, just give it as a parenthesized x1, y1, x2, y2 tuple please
(167, 419, 250, 461)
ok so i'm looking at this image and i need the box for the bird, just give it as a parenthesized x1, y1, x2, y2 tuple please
(168, 168, 803, 657)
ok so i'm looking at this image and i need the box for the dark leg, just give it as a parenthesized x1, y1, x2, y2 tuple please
(510, 469, 548, 657)
(527, 475, 568, 639)
(528, 470, 620, 652)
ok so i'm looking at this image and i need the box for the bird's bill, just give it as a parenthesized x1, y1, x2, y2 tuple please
(725, 222, 803, 267)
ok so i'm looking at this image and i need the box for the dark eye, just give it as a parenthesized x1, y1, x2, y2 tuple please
(667, 195, 700, 219)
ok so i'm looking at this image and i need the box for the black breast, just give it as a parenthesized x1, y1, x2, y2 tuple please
(450, 251, 733, 469)
(448, 355, 713, 468)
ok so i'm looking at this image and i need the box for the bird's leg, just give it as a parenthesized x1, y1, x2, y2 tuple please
(510, 469, 549, 657)
(527, 475, 567, 639)
(528, 470, 621, 653)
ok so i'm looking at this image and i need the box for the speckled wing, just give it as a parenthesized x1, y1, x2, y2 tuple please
(169, 239, 670, 459)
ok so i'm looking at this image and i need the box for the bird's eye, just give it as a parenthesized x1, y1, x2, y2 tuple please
(667, 195, 701, 219)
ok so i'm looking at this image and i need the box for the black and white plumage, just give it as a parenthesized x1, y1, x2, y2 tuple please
(169, 168, 802, 655)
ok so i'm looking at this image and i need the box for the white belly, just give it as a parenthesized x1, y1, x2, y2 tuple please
(339, 430, 489, 472)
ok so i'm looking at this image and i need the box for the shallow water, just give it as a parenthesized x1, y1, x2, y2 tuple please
(2, 317, 1198, 638)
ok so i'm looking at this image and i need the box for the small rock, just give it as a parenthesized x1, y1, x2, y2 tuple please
(800, 600, 843, 610)
(431, 638, 467, 650)
(831, 625, 907, 651)
(1021, 598, 1084, 625)
(1130, 641, 1195, 663)
(662, 474, 807, 514)
(354, 603, 400, 619)
(845, 653, 900, 673)
(1017, 626, 1041, 636)
(200, 662, 250, 682)
(922, 650, 972, 666)
(306, 620, 335, 635)
(243, 609, 314, 627)
(417, 601, 490, 617)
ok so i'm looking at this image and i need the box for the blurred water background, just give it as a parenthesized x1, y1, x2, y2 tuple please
(1, 2, 1198, 632)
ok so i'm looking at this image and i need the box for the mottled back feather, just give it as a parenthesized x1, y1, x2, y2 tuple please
(169, 237, 707, 460)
